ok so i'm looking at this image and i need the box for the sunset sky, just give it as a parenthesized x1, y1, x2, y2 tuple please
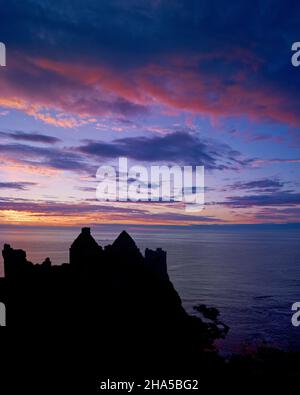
(0, 0, 299, 226)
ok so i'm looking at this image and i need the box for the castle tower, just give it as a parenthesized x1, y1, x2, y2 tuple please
(69, 227, 102, 266)
(2, 244, 28, 279)
(110, 230, 144, 264)
(145, 247, 168, 280)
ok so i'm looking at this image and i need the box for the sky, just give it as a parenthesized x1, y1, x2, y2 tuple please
(0, 0, 299, 226)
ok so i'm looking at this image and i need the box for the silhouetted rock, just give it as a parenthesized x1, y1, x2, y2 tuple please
(0, 229, 226, 359)
(42, 257, 51, 267)
(0, 228, 298, 390)
(0, 228, 233, 392)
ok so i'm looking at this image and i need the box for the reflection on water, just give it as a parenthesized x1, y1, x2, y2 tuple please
(1, 225, 300, 353)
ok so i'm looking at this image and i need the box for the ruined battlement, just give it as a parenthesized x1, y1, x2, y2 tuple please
(2, 229, 168, 282)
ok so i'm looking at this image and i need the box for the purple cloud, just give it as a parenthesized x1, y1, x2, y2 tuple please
(227, 178, 287, 193)
(0, 182, 37, 190)
(219, 191, 300, 208)
(78, 131, 250, 170)
(0, 130, 61, 144)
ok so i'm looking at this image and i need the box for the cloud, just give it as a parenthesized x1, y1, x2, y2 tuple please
(0, 131, 246, 176)
(0, 182, 37, 190)
(77, 131, 250, 170)
(219, 191, 300, 208)
(0, 57, 149, 126)
(254, 207, 300, 222)
(251, 158, 300, 167)
(0, 130, 61, 144)
(0, 1, 299, 127)
(227, 178, 286, 193)
(228, 129, 285, 144)
(0, 197, 218, 224)
(0, 143, 90, 173)
(140, 211, 221, 223)
(0, 197, 147, 216)
(76, 186, 97, 192)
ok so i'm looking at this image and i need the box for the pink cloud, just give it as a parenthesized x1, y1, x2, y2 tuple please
(0, 53, 299, 128)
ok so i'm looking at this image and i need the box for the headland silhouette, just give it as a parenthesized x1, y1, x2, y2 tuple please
(0, 228, 299, 391)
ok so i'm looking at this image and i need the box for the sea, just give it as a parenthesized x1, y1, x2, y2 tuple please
(0, 224, 299, 354)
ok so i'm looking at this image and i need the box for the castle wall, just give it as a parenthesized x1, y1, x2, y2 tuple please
(145, 248, 168, 281)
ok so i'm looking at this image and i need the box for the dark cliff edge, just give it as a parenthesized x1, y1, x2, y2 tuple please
(0, 228, 299, 391)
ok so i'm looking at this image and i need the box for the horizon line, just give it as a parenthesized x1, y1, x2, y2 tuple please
(0, 222, 300, 230)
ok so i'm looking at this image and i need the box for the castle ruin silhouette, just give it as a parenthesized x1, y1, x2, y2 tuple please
(0, 228, 229, 386)
(1, 228, 291, 390)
